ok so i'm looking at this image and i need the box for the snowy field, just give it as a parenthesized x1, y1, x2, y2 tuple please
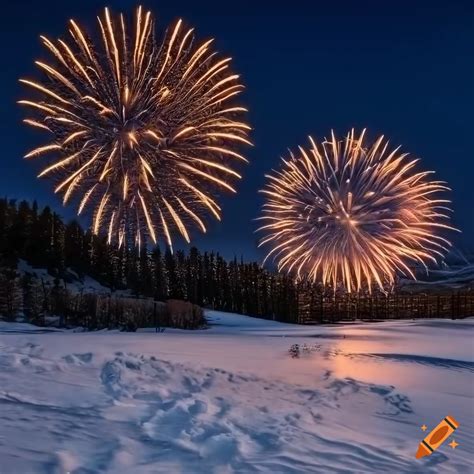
(0, 313, 472, 473)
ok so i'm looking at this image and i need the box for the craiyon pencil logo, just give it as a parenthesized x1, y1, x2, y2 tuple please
(416, 415, 460, 459)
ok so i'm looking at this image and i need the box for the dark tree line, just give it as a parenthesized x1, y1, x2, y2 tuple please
(0, 198, 299, 322)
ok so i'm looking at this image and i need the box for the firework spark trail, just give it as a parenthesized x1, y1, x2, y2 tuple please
(258, 129, 457, 293)
(20, 6, 250, 248)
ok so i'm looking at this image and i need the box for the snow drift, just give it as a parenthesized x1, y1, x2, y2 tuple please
(0, 312, 472, 473)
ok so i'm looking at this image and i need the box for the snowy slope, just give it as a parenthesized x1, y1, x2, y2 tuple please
(17, 259, 131, 296)
(0, 312, 472, 473)
(400, 263, 474, 291)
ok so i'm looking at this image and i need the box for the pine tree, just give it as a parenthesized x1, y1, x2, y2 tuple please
(51, 212, 66, 273)
(139, 243, 153, 297)
(34, 206, 54, 269)
(126, 245, 141, 296)
(0, 266, 22, 321)
(90, 233, 114, 288)
(12, 200, 32, 259)
(115, 244, 128, 290)
(215, 255, 230, 310)
(151, 246, 168, 301)
(22, 273, 44, 325)
(106, 244, 122, 292)
(227, 256, 238, 313)
(165, 248, 179, 299)
(4, 200, 20, 266)
(186, 247, 201, 305)
(0, 199, 9, 258)
(65, 220, 86, 276)
(175, 250, 187, 300)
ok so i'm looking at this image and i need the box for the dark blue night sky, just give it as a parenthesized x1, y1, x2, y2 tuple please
(1, 0, 473, 261)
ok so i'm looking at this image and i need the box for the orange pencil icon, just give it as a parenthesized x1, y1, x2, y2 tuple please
(416, 415, 459, 459)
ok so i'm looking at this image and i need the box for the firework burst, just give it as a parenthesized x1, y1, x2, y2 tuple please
(20, 6, 250, 249)
(258, 129, 456, 293)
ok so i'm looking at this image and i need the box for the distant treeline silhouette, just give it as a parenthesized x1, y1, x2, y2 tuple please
(297, 289, 474, 323)
(0, 198, 298, 325)
(0, 198, 472, 326)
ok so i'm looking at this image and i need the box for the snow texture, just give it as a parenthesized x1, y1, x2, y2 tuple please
(0, 312, 472, 473)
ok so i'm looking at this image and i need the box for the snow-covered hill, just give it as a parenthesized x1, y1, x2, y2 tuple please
(17, 259, 131, 296)
(400, 263, 474, 292)
(0, 312, 472, 473)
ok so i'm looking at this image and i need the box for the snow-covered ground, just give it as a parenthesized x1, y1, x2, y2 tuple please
(0, 313, 472, 473)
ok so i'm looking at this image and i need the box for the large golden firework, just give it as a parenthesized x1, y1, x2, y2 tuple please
(20, 6, 250, 249)
(258, 129, 456, 293)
